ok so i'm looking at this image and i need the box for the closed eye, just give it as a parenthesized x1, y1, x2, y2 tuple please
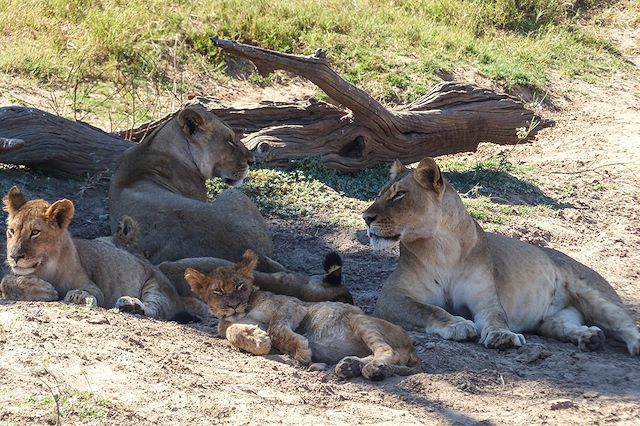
(391, 191, 406, 202)
(7, 228, 14, 237)
(236, 282, 245, 290)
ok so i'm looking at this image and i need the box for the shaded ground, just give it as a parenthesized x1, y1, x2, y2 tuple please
(1, 37, 640, 426)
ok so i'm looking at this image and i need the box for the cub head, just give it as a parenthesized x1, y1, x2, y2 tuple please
(184, 249, 258, 318)
(362, 158, 447, 250)
(3, 186, 75, 275)
(176, 104, 254, 186)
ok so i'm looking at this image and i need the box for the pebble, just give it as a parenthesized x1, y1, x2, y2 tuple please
(550, 399, 577, 410)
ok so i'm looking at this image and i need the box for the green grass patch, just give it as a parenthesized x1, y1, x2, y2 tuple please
(26, 389, 111, 420)
(207, 156, 557, 229)
(0, 0, 637, 120)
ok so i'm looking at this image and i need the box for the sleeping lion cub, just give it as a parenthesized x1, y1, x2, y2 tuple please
(363, 157, 640, 355)
(184, 250, 421, 380)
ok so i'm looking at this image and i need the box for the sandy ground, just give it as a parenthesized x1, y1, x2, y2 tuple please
(1, 36, 640, 426)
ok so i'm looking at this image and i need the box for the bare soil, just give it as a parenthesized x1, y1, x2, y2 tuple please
(1, 41, 640, 426)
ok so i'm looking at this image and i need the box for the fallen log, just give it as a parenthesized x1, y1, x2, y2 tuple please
(0, 38, 550, 179)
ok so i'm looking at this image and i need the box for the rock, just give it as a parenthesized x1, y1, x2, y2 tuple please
(87, 316, 110, 325)
(550, 399, 577, 410)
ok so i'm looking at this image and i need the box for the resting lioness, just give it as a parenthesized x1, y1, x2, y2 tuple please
(1, 187, 189, 320)
(363, 158, 640, 355)
(184, 250, 421, 381)
(109, 102, 352, 303)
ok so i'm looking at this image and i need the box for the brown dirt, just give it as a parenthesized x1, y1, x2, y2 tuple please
(2, 36, 640, 426)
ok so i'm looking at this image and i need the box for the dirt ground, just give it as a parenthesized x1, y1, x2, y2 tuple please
(1, 40, 640, 426)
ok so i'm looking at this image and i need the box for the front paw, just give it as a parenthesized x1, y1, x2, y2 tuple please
(480, 328, 525, 349)
(1, 275, 58, 301)
(295, 345, 312, 365)
(115, 296, 146, 316)
(64, 289, 97, 307)
(577, 326, 605, 352)
(427, 316, 477, 341)
(227, 324, 272, 355)
(335, 356, 364, 379)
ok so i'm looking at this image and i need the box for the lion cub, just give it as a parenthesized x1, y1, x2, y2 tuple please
(184, 250, 421, 381)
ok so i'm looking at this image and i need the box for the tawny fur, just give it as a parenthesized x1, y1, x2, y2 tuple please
(109, 103, 352, 303)
(184, 250, 421, 381)
(1, 187, 186, 320)
(363, 158, 640, 355)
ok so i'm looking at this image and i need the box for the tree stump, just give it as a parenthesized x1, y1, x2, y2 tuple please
(0, 38, 551, 179)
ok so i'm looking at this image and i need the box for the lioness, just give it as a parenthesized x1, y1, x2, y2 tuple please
(109, 102, 352, 302)
(363, 158, 640, 355)
(1, 187, 190, 320)
(184, 250, 421, 381)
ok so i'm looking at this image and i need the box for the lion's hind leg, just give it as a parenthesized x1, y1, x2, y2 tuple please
(538, 307, 606, 351)
(348, 314, 419, 381)
(570, 284, 640, 355)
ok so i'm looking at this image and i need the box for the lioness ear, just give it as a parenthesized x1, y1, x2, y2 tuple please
(237, 249, 258, 277)
(390, 159, 408, 180)
(46, 199, 75, 229)
(184, 268, 209, 297)
(178, 107, 204, 136)
(3, 186, 27, 216)
(414, 157, 444, 194)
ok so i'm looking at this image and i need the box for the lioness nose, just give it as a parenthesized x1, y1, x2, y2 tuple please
(363, 212, 377, 226)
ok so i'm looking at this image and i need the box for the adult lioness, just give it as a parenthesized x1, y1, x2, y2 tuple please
(1, 187, 188, 320)
(363, 158, 640, 355)
(109, 102, 352, 303)
(184, 250, 420, 381)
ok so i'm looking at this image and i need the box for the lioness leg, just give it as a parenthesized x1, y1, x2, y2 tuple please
(267, 302, 311, 364)
(538, 307, 605, 351)
(473, 297, 526, 349)
(0, 274, 58, 302)
(571, 286, 640, 355)
(374, 290, 477, 341)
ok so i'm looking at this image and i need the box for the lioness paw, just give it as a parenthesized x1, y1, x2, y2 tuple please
(362, 361, 390, 381)
(427, 317, 477, 341)
(115, 296, 146, 316)
(626, 338, 640, 356)
(0, 275, 58, 302)
(577, 326, 605, 352)
(480, 329, 525, 349)
(295, 346, 312, 365)
(335, 356, 364, 379)
(64, 289, 97, 307)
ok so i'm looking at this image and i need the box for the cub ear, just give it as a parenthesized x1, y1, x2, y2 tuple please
(117, 215, 139, 243)
(3, 186, 27, 216)
(46, 199, 75, 229)
(184, 268, 210, 297)
(237, 249, 258, 277)
(390, 159, 408, 180)
(414, 157, 444, 194)
(178, 107, 204, 136)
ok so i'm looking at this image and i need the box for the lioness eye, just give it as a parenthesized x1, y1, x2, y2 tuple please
(227, 138, 235, 147)
(7, 228, 14, 237)
(211, 289, 223, 296)
(392, 191, 406, 201)
(30, 229, 41, 238)
(237, 282, 244, 290)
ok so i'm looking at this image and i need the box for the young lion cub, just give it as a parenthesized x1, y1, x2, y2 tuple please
(184, 250, 421, 381)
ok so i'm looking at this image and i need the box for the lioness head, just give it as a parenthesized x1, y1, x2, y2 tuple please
(184, 249, 258, 318)
(3, 187, 75, 275)
(362, 158, 447, 250)
(176, 104, 254, 186)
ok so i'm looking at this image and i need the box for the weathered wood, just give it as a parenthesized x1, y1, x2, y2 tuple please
(0, 38, 550, 178)
(0, 106, 134, 179)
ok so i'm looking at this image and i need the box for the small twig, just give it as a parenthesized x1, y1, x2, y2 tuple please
(549, 162, 628, 175)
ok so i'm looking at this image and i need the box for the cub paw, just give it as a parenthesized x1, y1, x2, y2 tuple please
(428, 317, 477, 341)
(480, 328, 525, 349)
(64, 289, 97, 307)
(627, 338, 640, 356)
(227, 324, 272, 355)
(577, 326, 605, 352)
(362, 361, 390, 381)
(335, 356, 364, 379)
(115, 296, 146, 316)
(1, 275, 58, 302)
(295, 346, 312, 365)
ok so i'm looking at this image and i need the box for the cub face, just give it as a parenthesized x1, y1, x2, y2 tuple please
(362, 158, 447, 249)
(184, 250, 258, 318)
(177, 104, 254, 187)
(3, 186, 75, 276)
